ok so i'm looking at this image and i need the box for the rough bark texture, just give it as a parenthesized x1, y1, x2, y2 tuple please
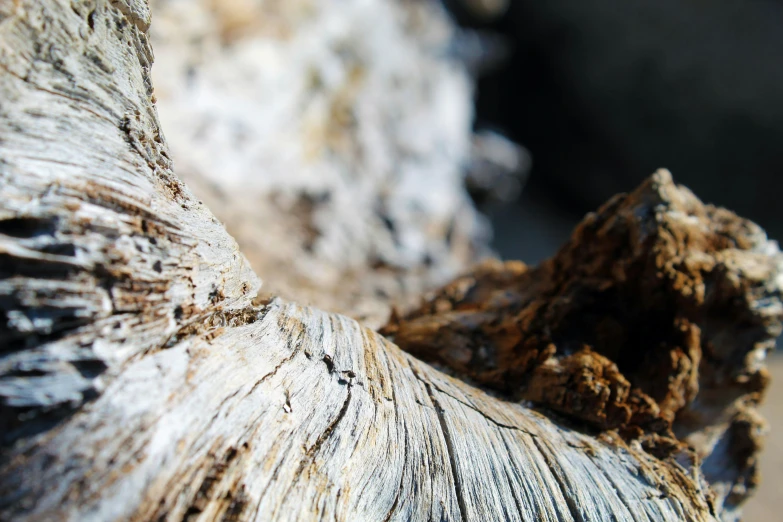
(383, 169, 783, 519)
(0, 0, 260, 443)
(0, 1, 778, 521)
(2, 298, 719, 521)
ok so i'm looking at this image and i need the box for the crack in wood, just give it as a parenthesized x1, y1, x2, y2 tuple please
(270, 381, 353, 520)
(589, 459, 645, 522)
(380, 418, 408, 522)
(414, 370, 468, 522)
(496, 431, 528, 520)
(380, 354, 408, 522)
(429, 381, 539, 438)
(3, 0, 769, 514)
(0, 60, 118, 126)
(530, 436, 583, 522)
(241, 345, 300, 403)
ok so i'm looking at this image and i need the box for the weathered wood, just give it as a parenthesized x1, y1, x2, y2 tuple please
(0, 1, 777, 521)
(0, 0, 260, 443)
(148, 0, 499, 327)
(384, 170, 783, 519)
(3, 299, 717, 520)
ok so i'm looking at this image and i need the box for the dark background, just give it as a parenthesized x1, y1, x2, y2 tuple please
(446, 0, 783, 264)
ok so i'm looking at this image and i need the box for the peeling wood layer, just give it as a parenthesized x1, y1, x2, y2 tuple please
(0, 0, 259, 444)
(0, 1, 773, 521)
(384, 170, 783, 518)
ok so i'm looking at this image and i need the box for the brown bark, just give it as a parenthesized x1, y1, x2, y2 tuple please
(1, 1, 780, 520)
(383, 170, 783, 514)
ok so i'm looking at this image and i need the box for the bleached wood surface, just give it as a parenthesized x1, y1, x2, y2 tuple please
(4, 297, 717, 520)
(0, 1, 759, 520)
(149, 0, 496, 327)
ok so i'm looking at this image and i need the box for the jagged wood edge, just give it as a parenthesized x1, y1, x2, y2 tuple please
(0, 1, 715, 521)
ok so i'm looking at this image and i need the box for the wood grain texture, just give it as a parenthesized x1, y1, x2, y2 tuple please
(1, 300, 715, 521)
(0, 0, 259, 442)
(0, 1, 770, 521)
(383, 170, 783, 520)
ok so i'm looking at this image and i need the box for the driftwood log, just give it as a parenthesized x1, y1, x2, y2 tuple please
(146, 0, 526, 328)
(1, 1, 781, 521)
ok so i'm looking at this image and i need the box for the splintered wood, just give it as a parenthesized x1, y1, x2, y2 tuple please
(384, 170, 783, 517)
(1, 1, 781, 521)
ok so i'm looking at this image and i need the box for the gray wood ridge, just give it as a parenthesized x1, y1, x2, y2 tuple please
(0, 1, 775, 521)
